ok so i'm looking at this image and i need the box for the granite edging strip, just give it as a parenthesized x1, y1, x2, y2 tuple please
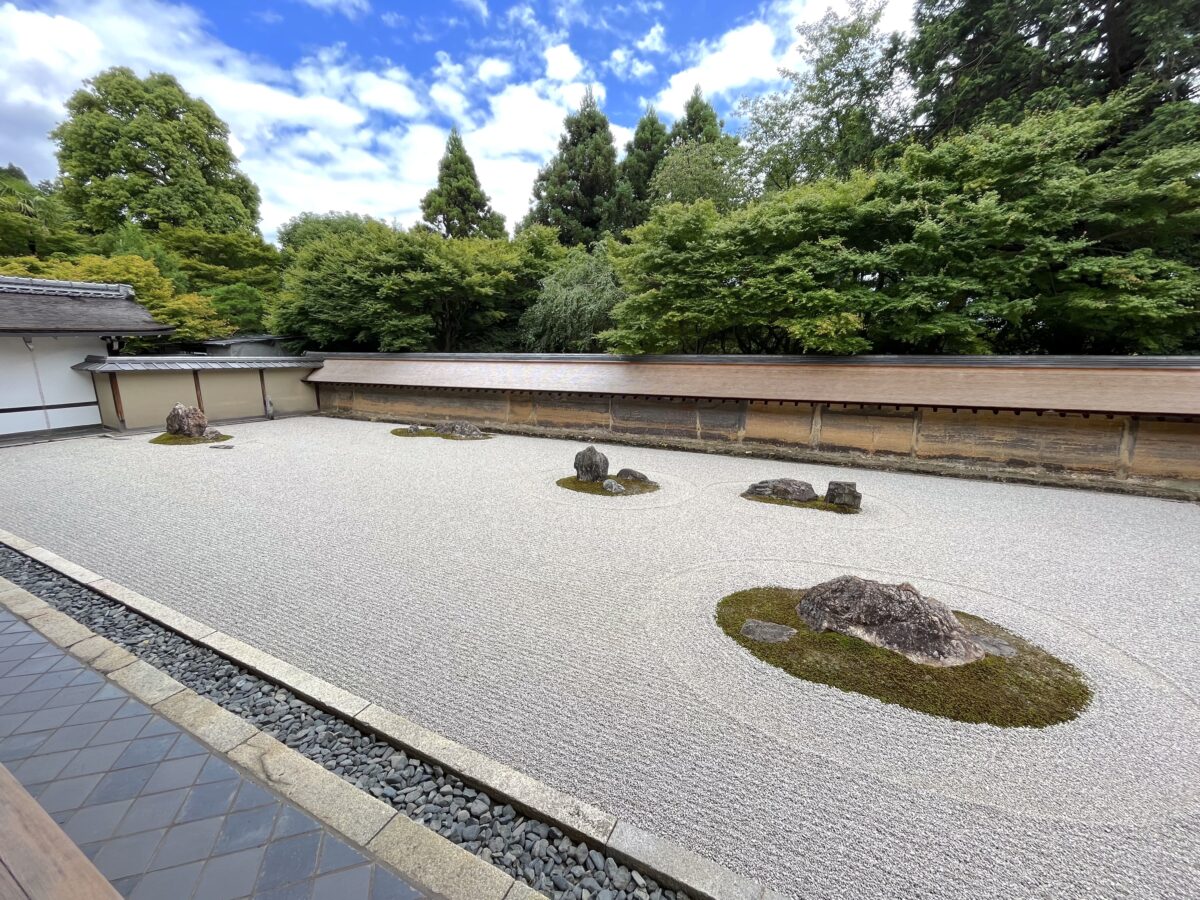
(0, 531, 768, 900)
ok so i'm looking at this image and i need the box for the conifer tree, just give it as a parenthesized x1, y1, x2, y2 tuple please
(421, 129, 506, 239)
(669, 86, 723, 144)
(611, 107, 670, 231)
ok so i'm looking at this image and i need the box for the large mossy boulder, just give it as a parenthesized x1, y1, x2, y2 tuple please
(798, 575, 985, 667)
(574, 446, 609, 482)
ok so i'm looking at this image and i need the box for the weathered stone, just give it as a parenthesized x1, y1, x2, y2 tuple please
(798, 575, 985, 667)
(408, 424, 422, 433)
(824, 481, 862, 509)
(434, 420, 486, 439)
(974, 634, 1017, 658)
(745, 478, 817, 503)
(615, 468, 649, 482)
(165, 402, 209, 438)
(602, 479, 625, 494)
(574, 446, 609, 482)
(740, 619, 797, 643)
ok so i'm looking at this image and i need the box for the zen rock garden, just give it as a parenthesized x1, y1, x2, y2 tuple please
(149, 402, 231, 445)
(743, 477, 862, 512)
(392, 420, 490, 440)
(717, 574, 1090, 727)
(557, 445, 659, 496)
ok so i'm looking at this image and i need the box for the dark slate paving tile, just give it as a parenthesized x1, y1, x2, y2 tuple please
(0, 710, 32, 736)
(0, 728, 51, 762)
(317, 834, 367, 874)
(4, 654, 58, 677)
(38, 721, 106, 754)
(15, 703, 81, 734)
(256, 831, 322, 893)
(11, 748, 77, 786)
(369, 867, 426, 900)
(110, 874, 142, 896)
(29, 669, 85, 692)
(90, 715, 153, 746)
(143, 754, 206, 795)
(312, 864, 372, 900)
(129, 861, 205, 900)
(0, 640, 38, 663)
(86, 762, 158, 804)
(91, 828, 168, 881)
(113, 787, 190, 837)
(213, 803, 280, 855)
(113, 698, 153, 719)
(49, 654, 82, 673)
(193, 845, 267, 900)
(196, 755, 239, 785)
(0, 687, 58, 714)
(68, 668, 104, 686)
(63, 697, 128, 726)
(59, 740, 129, 778)
(272, 806, 320, 839)
(62, 799, 136, 844)
(137, 716, 181, 739)
(232, 780, 276, 812)
(175, 778, 240, 824)
(255, 880, 314, 900)
(36, 772, 104, 814)
(114, 735, 179, 770)
(0, 673, 40, 697)
(149, 816, 224, 871)
(166, 733, 207, 760)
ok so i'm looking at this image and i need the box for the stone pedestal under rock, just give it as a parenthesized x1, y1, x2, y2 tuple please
(745, 478, 817, 503)
(574, 446, 609, 482)
(165, 403, 212, 438)
(798, 575, 985, 666)
(434, 421, 485, 439)
(825, 481, 862, 510)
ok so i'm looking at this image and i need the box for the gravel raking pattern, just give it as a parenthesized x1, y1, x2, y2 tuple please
(0, 546, 685, 900)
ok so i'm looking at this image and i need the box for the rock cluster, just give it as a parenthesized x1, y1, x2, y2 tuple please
(0, 546, 688, 900)
(434, 420, 487, 439)
(574, 446, 609, 482)
(165, 402, 216, 439)
(798, 575, 985, 666)
(745, 478, 817, 503)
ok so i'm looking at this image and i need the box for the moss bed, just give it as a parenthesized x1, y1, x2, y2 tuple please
(556, 475, 660, 496)
(741, 492, 860, 514)
(149, 432, 232, 445)
(717, 587, 1091, 727)
(390, 427, 492, 441)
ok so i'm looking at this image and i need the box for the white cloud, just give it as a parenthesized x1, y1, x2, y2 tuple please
(452, 0, 488, 20)
(635, 23, 666, 53)
(543, 43, 584, 82)
(652, 22, 783, 116)
(476, 57, 512, 84)
(607, 48, 654, 81)
(296, 0, 370, 20)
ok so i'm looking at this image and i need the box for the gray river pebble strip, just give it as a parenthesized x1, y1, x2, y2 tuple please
(0, 545, 685, 900)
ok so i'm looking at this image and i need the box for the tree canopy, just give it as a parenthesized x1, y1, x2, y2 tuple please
(52, 67, 260, 234)
(420, 129, 506, 239)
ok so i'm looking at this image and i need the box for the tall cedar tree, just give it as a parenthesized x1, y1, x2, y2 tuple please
(610, 108, 670, 231)
(669, 87, 723, 144)
(420, 129, 507, 239)
(52, 67, 260, 234)
(907, 0, 1199, 137)
(525, 89, 618, 246)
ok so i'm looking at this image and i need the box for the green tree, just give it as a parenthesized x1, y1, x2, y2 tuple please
(521, 244, 625, 352)
(669, 86, 723, 145)
(276, 211, 384, 254)
(906, 0, 1199, 137)
(0, 167, 80, 257)
(649, 136, 751, 213)
(52, 67, 260, 234)
(420, 129, 506, 239)
(156, 226, 281, 295)
(203, 283, 267, 333)
(611, 108, 671, 231)
(525, 89, 619, 246)
(740, 0, 909, 190)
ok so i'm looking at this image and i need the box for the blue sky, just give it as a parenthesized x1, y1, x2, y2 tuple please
(0, 0, 912, 238)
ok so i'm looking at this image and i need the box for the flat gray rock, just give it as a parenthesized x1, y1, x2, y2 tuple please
(745, 478, 817, 503)
(615, 468, 649, 482)
(974, 634, 1017, 658)
(740, 619, 797, 643)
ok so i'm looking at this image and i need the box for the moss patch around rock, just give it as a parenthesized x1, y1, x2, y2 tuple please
(741, 492, 860, 514)
(149, 432, 232, 445)
(717, 586, 1091, 727)
(556, 475, 660, 496)
(390, 427, 492, 441)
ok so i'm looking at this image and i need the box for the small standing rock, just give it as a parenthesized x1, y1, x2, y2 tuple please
(740, 619, 797, 643)
(602, 478, 625, 494)
(615, 468, 649, 482)
(165, 402, 210, 438)
(407, 424, 422, 434)
(825, 481, 862, 510)
(574, 446, 609, 482)
(745, 478, 817, 503)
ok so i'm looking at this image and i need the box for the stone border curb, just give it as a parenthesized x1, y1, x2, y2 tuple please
(0, 531, 770, 900)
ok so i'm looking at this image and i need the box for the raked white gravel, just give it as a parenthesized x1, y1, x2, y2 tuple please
(1, 416, 1197, 899)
